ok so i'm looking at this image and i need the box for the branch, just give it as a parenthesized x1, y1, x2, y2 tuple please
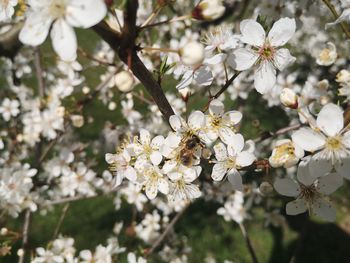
(238, 222, 259, 263)
(93, 1, 175, 121)
(254, 123, 301, 143)
(33, 47, 45, 98)
(18, 210, 31, 263)
(322, 0, 350, 39)
(145, 204, 189, 256)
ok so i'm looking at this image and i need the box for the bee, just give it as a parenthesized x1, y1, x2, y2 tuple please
(179, 135, 203, 167)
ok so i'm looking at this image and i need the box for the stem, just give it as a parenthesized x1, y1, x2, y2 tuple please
(78, 47, 116, 67)
(203, 72, 240, 111)
(139, 14, 191, 30)
(52, 203, 70, 240)
(322, 0, 350, 39)
(34, 47, 45, 98)
(238, 222, 259, 263)
(141, 6, 163, 27)
(18, 210, 31, 263)
(142, 47, 178, 53)
(145, 204, 189, 256)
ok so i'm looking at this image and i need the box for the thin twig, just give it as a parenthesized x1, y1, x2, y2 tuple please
(78, 47, 116, 67)
(145, 204, 189, 256)
(52, 203, 70, 240)
(33, 47, 45, 98)
(322, 0, 350, 39)
(18, 210, 31, 263)
(139, 15, 190, 30)
(254, 123, 301, 143)
(202, 72, 240, 111)
(238, 222, 259, 263)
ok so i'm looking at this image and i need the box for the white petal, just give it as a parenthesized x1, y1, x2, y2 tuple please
(158, 178, 169, 194)
(219, 127, 238, 146)
(274, 48, 296, 71)
(125, 167, 137, 182)
(254, 61, 276, 94)
(343, 131, 350, 148)
(222, 111, 242, 126)
(176, 70, 193, 90)
(308, 158, 332, 178)
(274, 178, 299, 197)
(335, 158, 350, 180)
(145, 181, 158, 199)
(227, 48, 259, 71)
(19, 12, 52, 46)
(205, 53, 227, 65)
(213, 142, 228, 162)
(311, 198, 336, 222)
(150, 151, 162, 166)
(292, 127, 326, 152)
(169, 115, 183, 131)
(105, 153, 116, 164)
(297, 160, 315, 186)
(139, 129, 151, 145)
(227, 170, 243, 191)
(268, 17, 296, 47)
(286, 199, 307, 215)
(317, 173, 343, 195)
(240, 19, 266, 46)
(188, 111, 205, 130)
(50, 19, 77, 61)
(226, 133, 244, 154)
(151, 135, 164, 149)
(316, 103, 344, 137)
(194, 66, 213, 86)
(211, 163, 227, 181)
(209, 99, 224, 117)
(236, 151, 255, 167)
(66, 0, 107, 28)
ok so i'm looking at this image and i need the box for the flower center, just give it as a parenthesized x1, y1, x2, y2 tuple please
(273, 142, 295, 161)
(318, 47, 334, 63)
(49, 0, 67, 19)
(258, 44, 275, 60)
(299, 184, 319, 202)
(326, 136, 342, 150)
(225, 158, 236, 169)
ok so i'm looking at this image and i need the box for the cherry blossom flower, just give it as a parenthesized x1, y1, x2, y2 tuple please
(274, 159, 343, 221)
(269, 139, 304, 168)
(217, 192, 246, 223)
(192, 0, 225, 21)
(19, 0, 107, 61)
(211, 135, 255, 191)
(105, 150, 137, 187)
(141, 164, 169, 200)
(0, 98, 20, 121)
(167, 165, 202, 202)
(228, 18, 296, 94)
(131, 129, 165, 168)
(202, 99, 242, 145)
(292, 103, 350, 164)
(0, 0, 17, 21)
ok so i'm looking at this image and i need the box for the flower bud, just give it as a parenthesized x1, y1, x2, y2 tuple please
(179, 41, 205, 67)
(17, 249, 24, 257)
(115, 71, 134, 93)
(259, 182, 273, 195)
(192, 0, 225, 21)
(70, 115, 84, 128)
(0, 228, 8, 236)
(336, 69, 350, 83)
(316, 42, 337, 66)
(280, 88, 298, 109)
